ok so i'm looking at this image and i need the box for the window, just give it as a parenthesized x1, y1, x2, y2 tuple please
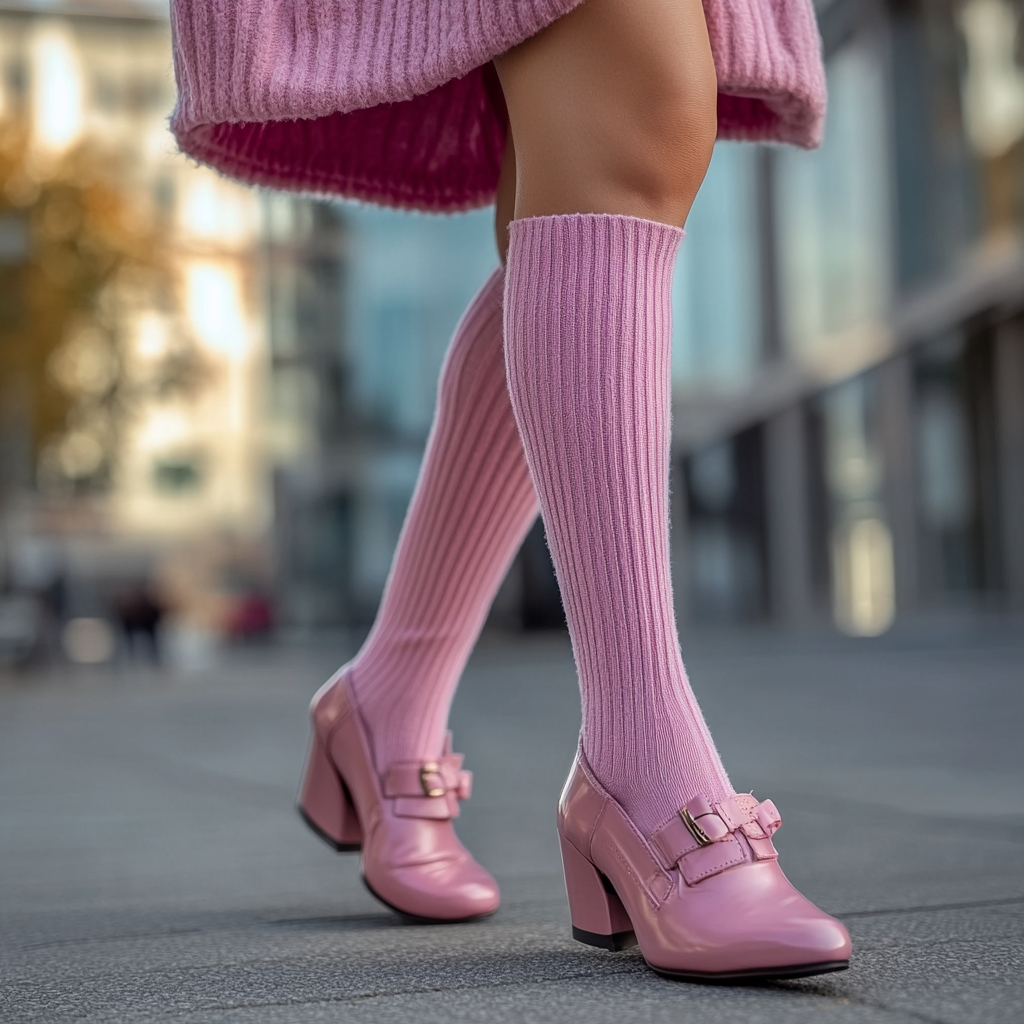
(891, 0, 1024, 289)
(818, 375, 895, 636)
(673, 143, 762, 389)
(775, 34, 892, 365)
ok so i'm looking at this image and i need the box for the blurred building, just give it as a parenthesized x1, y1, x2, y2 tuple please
(264, 0, 1024, 639)
(671, 0, 1024, 635)
(4, 0, 1021, 651)
(0, 0, 271, 658)
(263, 201, 504, 628)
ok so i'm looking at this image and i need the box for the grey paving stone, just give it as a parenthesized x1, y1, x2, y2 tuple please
(1, 629, 1022, 1023)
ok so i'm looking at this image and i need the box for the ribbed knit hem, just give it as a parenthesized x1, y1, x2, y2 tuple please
(707, 0, 827, 148)
(168, 0, 826, 210)
(176, 71, 508, 213)
(169, 0, 583, 211)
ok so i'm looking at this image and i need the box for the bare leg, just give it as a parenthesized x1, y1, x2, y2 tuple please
(494, 0, 718, 225)
(494, 126, 516, 265)
(495, 0, 729, 834)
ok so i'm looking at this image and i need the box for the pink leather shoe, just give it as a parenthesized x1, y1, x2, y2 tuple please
(558, 748, 851, 980)
(297, 672, 500, 922)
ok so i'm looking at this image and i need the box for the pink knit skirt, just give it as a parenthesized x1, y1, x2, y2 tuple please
(170, 1, 826, 213)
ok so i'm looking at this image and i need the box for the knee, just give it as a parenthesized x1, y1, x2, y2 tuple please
(497, 0, 720, 227)
(494, 127, 516, 265)
(606, 53, 719, 225)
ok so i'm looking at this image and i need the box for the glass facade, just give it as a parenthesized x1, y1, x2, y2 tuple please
(912, 329, 1002, 602)
(673, 143, 762, 388)
(683, 429, 768, 623)
(342, 207, 498, 440)
(676, 0, 1024, 630)
(818, 375, 896, 636)
(775, 31, 893, 367)
(892, 0, 1024, 290)
(266, 203, 501, 624)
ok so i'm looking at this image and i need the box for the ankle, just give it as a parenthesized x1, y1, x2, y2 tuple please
(580, 734, 734, 836)
(345, 663, 452, 770)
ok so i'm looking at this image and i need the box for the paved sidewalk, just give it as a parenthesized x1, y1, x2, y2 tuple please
(1, 629, 1022, 1023)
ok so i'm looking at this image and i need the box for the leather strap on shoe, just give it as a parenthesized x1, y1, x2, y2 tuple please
(382, 753, 472, 819)
(650, 793, 782, 885)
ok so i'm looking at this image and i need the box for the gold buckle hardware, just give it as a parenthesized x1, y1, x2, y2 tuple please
(420, 763, 445, 798)
(680, 807, 714, 847)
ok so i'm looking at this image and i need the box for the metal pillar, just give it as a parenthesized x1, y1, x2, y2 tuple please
(764, 404, 815, 627)
(877, 353, 919, 618)
(994, 316, 1024, 609)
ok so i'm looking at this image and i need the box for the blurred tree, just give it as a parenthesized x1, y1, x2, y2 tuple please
(0, 120, 198, 498)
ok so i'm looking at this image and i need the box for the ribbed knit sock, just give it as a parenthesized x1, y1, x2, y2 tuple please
(504, 214, 734, 836)
(349, 268, 539, 772)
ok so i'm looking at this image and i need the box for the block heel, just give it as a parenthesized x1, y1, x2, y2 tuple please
(558, 833, 636, 951)
(297, 731, 363, 851)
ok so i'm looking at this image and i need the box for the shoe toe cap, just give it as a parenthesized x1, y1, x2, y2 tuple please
(370, 857, 500, 921)
(750, 905, 851, 966)
(646, 864, 852, 974)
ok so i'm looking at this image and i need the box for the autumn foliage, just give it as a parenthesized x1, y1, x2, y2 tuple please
(0, 120, 171, 494)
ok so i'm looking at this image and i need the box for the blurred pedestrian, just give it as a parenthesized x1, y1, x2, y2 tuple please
(225, 590, 273, 643)
(115, 583, 163, 664)
(170, 0, 850, 980)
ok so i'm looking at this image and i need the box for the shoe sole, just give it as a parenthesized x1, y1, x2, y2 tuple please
(572, 925, 638, 951)
(649, 959, 850, 983)
(572, 926, 849, 982)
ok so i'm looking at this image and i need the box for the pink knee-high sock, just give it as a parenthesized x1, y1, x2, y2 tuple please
(349, 268, 539, 772)
(504, 214, 734, 835)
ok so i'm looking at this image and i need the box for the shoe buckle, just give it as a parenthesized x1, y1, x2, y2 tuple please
(420, 762, 445, 798)
(680, 807, 715, 847)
